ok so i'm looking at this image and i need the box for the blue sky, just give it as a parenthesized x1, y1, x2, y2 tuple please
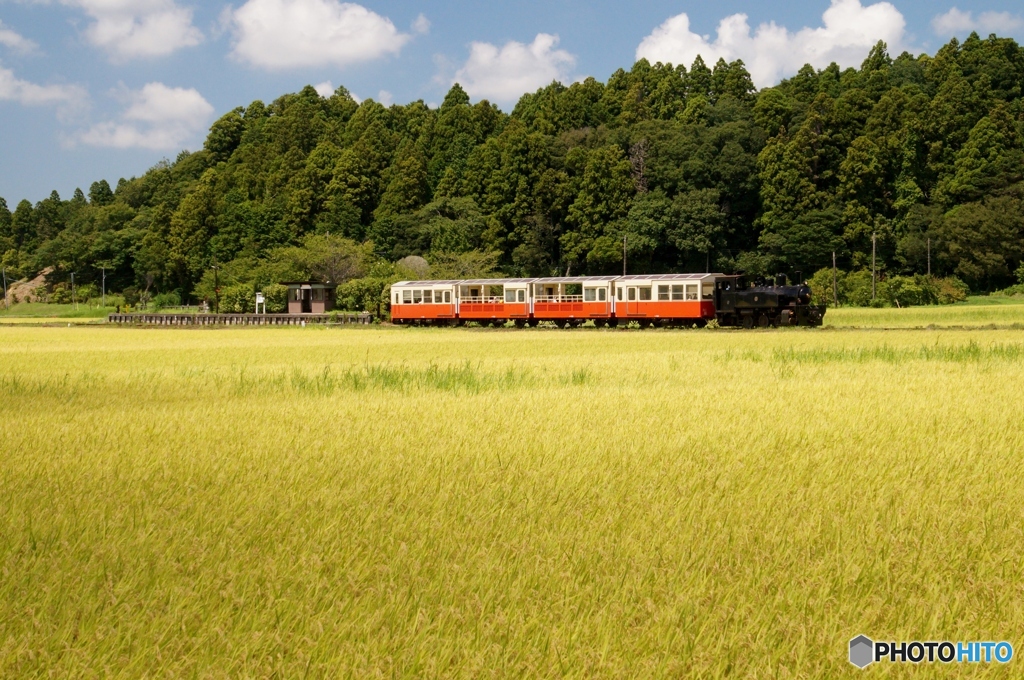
(1, 0, 1022, 204)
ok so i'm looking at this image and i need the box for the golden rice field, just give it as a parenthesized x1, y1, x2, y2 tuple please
(2, 319, 1024, 678)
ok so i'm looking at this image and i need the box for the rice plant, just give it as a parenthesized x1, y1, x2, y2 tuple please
(2, 324, 1023, 677)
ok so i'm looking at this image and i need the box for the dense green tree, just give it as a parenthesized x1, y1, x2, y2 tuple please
(89, 180, 114, 206)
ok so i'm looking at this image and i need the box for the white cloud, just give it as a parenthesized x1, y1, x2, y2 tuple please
(0, 64, 88, 120)
(314, 80, 334, 98)
(412, 13, 429, 35)
(932, 8, 1024, 36)
(228, 0, 412, 70)
(56, 0, 203, 60)
(377, 90, 392, 106)
(636, 0, 907, 88)
(0, 21, 39, 54)
(453, 33, 576, 103)
(76, 82, 213, 150)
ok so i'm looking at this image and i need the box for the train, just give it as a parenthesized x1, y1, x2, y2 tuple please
(390, 274, 825, 328)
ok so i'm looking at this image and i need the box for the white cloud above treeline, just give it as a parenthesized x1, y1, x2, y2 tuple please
(931, 8, 1024, 37)
(0, 64, 87, 111)
(227, 0, 413, 69)
(453, 33, 576, 104)
(636, 0, 907, 88)
(76, 82, 213, 150)
(52, 0, 203, 60)
(0, 20, 39, 54)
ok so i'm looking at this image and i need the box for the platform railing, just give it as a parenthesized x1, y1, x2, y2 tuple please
(458, 296, 505, 304)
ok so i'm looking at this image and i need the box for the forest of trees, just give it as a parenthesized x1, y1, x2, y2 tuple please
(2, 33, 1024, 310)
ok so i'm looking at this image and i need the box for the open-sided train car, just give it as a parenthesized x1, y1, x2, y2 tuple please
(390, 273, 825, 327)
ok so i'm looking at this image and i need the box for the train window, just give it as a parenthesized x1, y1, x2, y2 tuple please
(616, 288, 622, 301)
(702, 283, 713, 300)
(424, 290, 433, 304)
(628, 288, 636, 301)
(639, 287, 652, 301)
(402, 290, 412, 303)
(584, 288, 596, 302)
(517, 290, 525, 302)
(672, 285, 684, 301)
(444, 291, 451, 303)
(470, 288, 480, 297)
(413, 290, 423, 304)
(505, 289, 516, 303)
(685, 284, 698, 301)
(598, 289, 607, 301)
(658, 285, 670, 301)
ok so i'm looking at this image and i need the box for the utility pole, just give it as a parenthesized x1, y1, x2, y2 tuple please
(101, 266, 106, 308)
(832, 251, 838, 307)
(927, 238, 931, 277)
(871, 233, 877, 301)
(212, 264, 220, 314)
(622, 235, 627, 276)
(71, 272, 78, 310)
(2, 266, 7, 310)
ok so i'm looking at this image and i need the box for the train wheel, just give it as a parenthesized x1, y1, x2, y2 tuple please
(594, 319, 607, 328)
(528, 319, 539, 328)
(514, 319, 526, 329)
(758, 314, 770, 328)
(639, 320, 652, 330)
(607, 318, 619, 328)
(742, 315, 754, 329)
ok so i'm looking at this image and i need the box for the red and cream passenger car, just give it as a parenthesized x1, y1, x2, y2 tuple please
(613, 274, 716, 325)
(392, 273, 721, 327)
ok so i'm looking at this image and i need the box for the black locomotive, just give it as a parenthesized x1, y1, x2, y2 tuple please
(713, 275, 826, 328)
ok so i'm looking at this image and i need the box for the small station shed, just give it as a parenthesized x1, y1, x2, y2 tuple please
(282, 281, 337, 314)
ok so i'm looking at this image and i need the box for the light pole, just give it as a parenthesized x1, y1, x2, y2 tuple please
(2, 266, 7, 310)
(100, 266, 106, 308)
(71, 272, 78, 310)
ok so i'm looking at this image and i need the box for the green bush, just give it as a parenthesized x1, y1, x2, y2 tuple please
(934, 277, 970, 304)
(880, 275, 936, 307)
(338, 277, 391, 315)
(809, 269, 969, 307)
(151, 291, 182, 310)
(50, 284, 71, 304)
(220, 284, 254, 313)
(261, 284, 288, 313)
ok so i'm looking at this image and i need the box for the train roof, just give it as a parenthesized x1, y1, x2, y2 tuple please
(393, 280, 465, 286)
(617, 273, 724, 281)
(532, 275, 620, 284)
(393, 273, 728, 287)
(392, 278, 537, 287)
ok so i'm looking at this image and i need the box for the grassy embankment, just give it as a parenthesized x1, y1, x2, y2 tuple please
(0, 302, 115, 322)
(2, 324, 1023, 677)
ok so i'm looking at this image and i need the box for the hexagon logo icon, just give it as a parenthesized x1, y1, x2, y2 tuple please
(849, 635, 874, 669)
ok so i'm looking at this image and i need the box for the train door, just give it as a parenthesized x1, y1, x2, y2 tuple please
(626, 286, 638, 315)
